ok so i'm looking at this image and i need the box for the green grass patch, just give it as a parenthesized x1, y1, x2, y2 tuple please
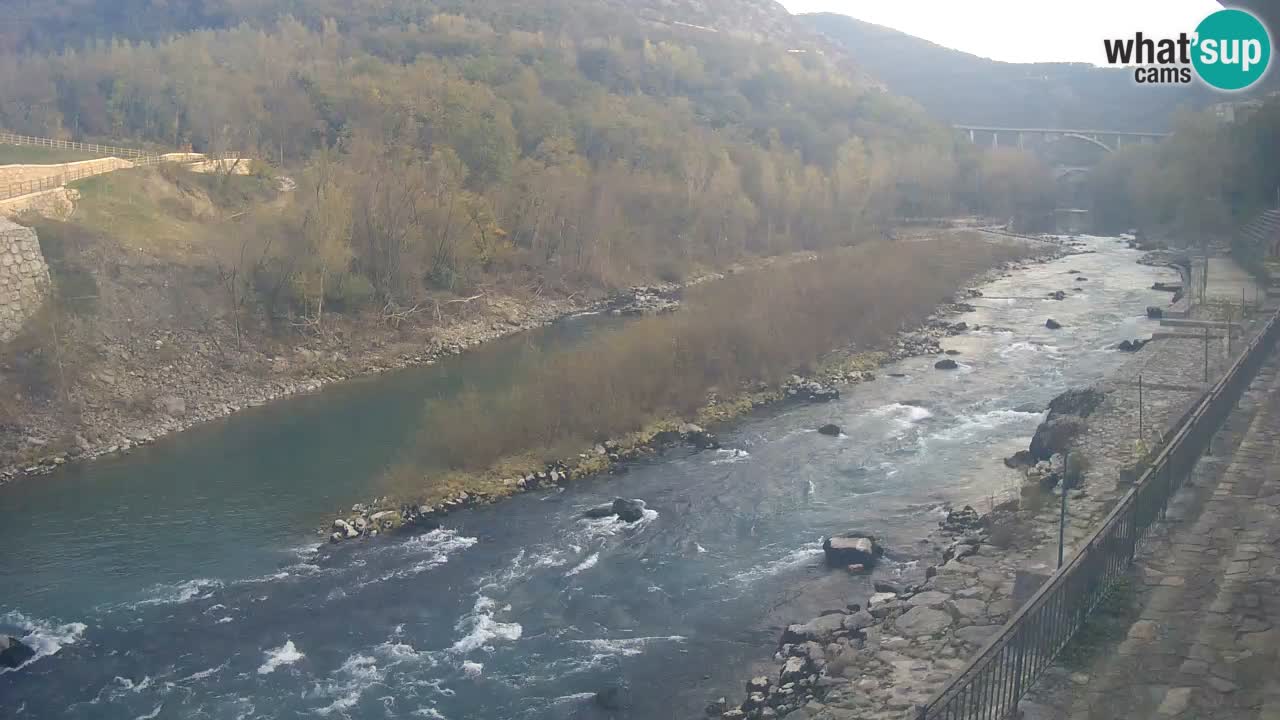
(0, 145, 101, 165)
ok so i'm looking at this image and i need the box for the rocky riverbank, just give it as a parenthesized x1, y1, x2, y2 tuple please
(0, 292, 585, 483)
(0, 260, 784, 484)
(706, 246, 1269, 720)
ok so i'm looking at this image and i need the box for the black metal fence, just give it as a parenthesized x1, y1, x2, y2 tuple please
(917, 308, 1280, 720)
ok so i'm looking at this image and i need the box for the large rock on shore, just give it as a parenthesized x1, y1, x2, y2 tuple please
(895, 606, 953, 637)
(607, 286, 680, 316)
(0, 635, 34, 669)
(1004, 450, 1036, 468)
(1047, 387, 1105, 418)
(785, 376, 840, 402)
(680, 423, 721, 450)
(941, 505, 984, 533)
(1029, 416, 1085, 462)
(822, 533, 883, 568)
(1024, 385, 1106, 462)
(780, 613, 847, 645)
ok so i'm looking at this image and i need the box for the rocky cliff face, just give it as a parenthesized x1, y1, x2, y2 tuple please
(597, 0, 878, 87)
(613, 0, 794, 41)
(0, 219, 50, 343)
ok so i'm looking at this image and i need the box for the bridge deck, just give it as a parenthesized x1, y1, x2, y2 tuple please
(953, 125, 1172, 137)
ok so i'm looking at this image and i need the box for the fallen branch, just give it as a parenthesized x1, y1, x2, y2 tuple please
(382, 300, 427, 328)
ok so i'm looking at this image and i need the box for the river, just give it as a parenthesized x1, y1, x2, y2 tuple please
(0, 235, 1175, 719)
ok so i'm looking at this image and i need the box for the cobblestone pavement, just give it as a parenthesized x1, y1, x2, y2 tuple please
(1022, 350, 1280, 720)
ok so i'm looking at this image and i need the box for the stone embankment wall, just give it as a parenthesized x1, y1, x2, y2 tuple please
(0, 218, 50, 342)
(0, 187, 78, 220)
(0, 157, 134, 187)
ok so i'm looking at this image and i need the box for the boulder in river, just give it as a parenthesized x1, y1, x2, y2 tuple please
(612, 498, 647, 522)
(1048, 290, 1067, 301)
(594, 684, 631, 710)
(0, 635, 34, 669)
(817, 424, 841, 437)
(822, 532, 884, 568)
(934, 358, 959, 370)
(583, 503, 616, 519)
(1045, 318, 1063, 330)
(1075, 276, 1089, 282)
(1147, 306, 1164, 319)
(1117, 339, 1149, 352)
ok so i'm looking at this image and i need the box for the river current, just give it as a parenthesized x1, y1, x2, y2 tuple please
(0, 236, 1175, 719)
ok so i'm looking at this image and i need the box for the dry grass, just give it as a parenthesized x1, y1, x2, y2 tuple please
(400, 235, 1029, 482)
(68, 168, 275, 262)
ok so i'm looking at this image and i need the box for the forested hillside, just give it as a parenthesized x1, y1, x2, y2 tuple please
(0, 0, 1071, 473)
(799, 12, 1216, 132)
(0, 0, 1055, 310)
(1087, 101, 1280, 263)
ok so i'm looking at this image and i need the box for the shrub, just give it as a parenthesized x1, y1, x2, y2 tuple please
(325, 272, 377, 311)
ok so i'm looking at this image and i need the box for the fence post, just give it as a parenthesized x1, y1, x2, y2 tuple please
(1138, 374, 1144, 445)
(1059, 451, 1069, 569)
(1204, 326, 1210, 384)
(1228, 305, 1234, 358)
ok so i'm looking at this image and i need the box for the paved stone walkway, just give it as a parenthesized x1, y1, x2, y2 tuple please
(1023, 352, 1280, 720)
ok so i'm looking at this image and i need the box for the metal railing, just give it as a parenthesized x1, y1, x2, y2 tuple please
(917, 308, 1280, 720)
(0, 131, 156, 160)
(0, 160, 153, 202)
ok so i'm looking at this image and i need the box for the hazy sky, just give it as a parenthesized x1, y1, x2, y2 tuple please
(777, 0, 1224, 64)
